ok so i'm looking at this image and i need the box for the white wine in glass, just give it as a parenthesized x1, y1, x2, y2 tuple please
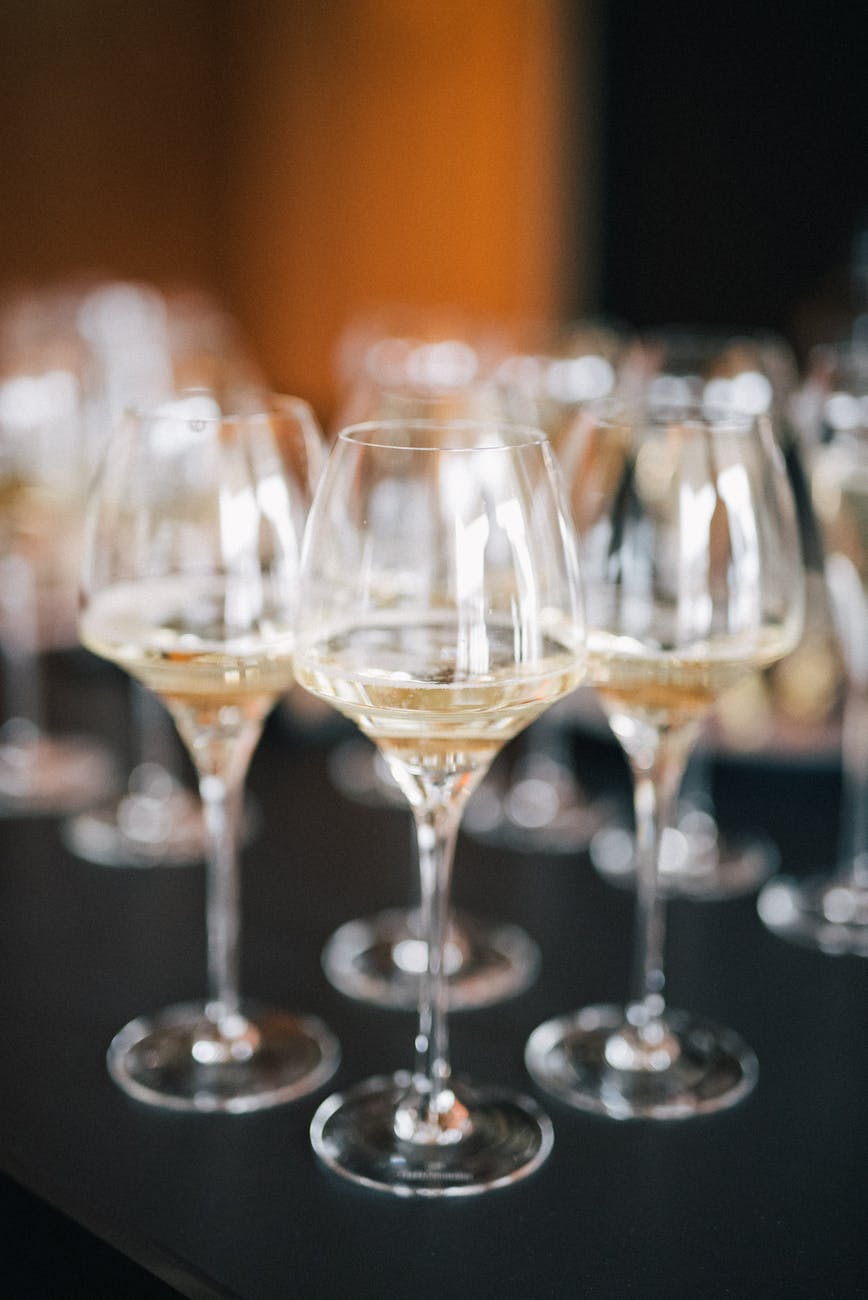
(79, 392, 339, 1112)
(321, 372, 545, 1010)
(527, 400, 805, 1119)
(295, 418, 585, 1195)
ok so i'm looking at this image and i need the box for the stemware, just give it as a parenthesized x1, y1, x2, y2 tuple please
(65, 281, 266, 866)
(322, 364, 544, 1010)
(295, 417, 585, 1194)
(759, 343, 868, 953)
(460, 323, 627, 855)
(527, 400, 804, 1119)
(79, 392, 338, 1111)
(587, 328, 828, 898)
(0, 300, 116, 814)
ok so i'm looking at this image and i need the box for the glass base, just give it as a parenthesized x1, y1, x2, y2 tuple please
(107, 1000, 340, 1113)
(321, 907, 540, 1010)
(63, 787, 208, 867)
(525, 1003, 758, 1120)
(757, 873, 868, 956)
(310, 1071, 553, 1197)
(463, 754, 612, 855)
(590, 809, 779, 900)
(0, 727, 116, 817)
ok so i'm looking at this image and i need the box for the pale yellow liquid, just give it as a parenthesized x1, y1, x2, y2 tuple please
(587, 626, 798, 732)
(295, 621, 584, 777)
(81, 576, 295, 727)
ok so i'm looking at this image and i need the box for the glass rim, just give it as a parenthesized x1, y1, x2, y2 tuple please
(124, 390, 313, 428)
(335, 417, 550, 452)
(583, 395, 760, 432)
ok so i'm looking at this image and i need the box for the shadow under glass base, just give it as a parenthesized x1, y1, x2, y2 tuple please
(310, 1071, 553, 1197)
(590, 809, 779, 901)
(107, 1000, 340, 1113)
(322, 907, 540, 1010)
(757, 872, 868, 956)
(525, 1003, 758, 1120)
(0, 728, 116, 818)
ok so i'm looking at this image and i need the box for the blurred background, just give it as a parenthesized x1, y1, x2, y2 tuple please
(1, 0, 865, 423)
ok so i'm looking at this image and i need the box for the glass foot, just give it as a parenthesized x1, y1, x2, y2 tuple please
(107, 1000, 340, 1113)
(525, 1003, 758, 1120)
(590, 808, 779, 900)
(0, 724, 116, 817)
(310, 1070, 553, 1197)
(463, 754, 612, 855)
(757, 873, 868, 956)
(321, 907, 540, 1010)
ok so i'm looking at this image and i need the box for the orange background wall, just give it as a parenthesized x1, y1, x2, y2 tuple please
(0, 0, 596, 421)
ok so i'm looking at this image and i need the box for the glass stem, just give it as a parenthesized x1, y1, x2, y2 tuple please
(201, 771, 244, 1020)
(0, 551, 44, 739)
(839, 680, 868, 890)
(182, 716, 261, 1027)
(627, 727, 694, 1033)
(413, 801, 459, 1118)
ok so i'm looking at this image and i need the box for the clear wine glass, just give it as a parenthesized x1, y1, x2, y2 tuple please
(526, 399, 805, 1119)
(322, 376, 544, 1010)
(0, 302, 117, 814)
(79, 391, 338, 1112)
(759, 342, 868, 953)
(65, 280, 267, 866)
(587, 328, 826, 899)
(461, 322, 627, 855)
(295, 417, 585, 1194)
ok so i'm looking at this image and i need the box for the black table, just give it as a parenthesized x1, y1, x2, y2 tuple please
(1, 652, 866, 1298)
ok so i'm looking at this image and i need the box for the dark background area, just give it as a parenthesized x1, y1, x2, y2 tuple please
(594, 0, 868, 358)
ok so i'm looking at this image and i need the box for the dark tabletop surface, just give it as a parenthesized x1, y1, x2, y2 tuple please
(1, 651, 866, 1299)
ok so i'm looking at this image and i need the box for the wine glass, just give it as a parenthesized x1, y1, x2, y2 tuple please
(462, 322, 628, 855)
(0, 296, 117, 814)
(588, 328, 828, 898)
(526, 399, 804, 1119)
(295, 417, 585, 1194)
(758, 342, 868, 953)
(322, 363, 545, 1010)
(79, 391, 338, 1111)
(66, 280, 266, 867)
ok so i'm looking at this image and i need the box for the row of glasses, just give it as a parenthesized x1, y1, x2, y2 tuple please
(80, 387, 805, 1185)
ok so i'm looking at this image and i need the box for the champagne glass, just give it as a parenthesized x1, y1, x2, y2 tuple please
(759, 343, 868, 953)
(295, 417, 585, 1194)
(322, 372, 544, 1010)
(79, 392, 339, 1111)
(526, 400, 804, 1119)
